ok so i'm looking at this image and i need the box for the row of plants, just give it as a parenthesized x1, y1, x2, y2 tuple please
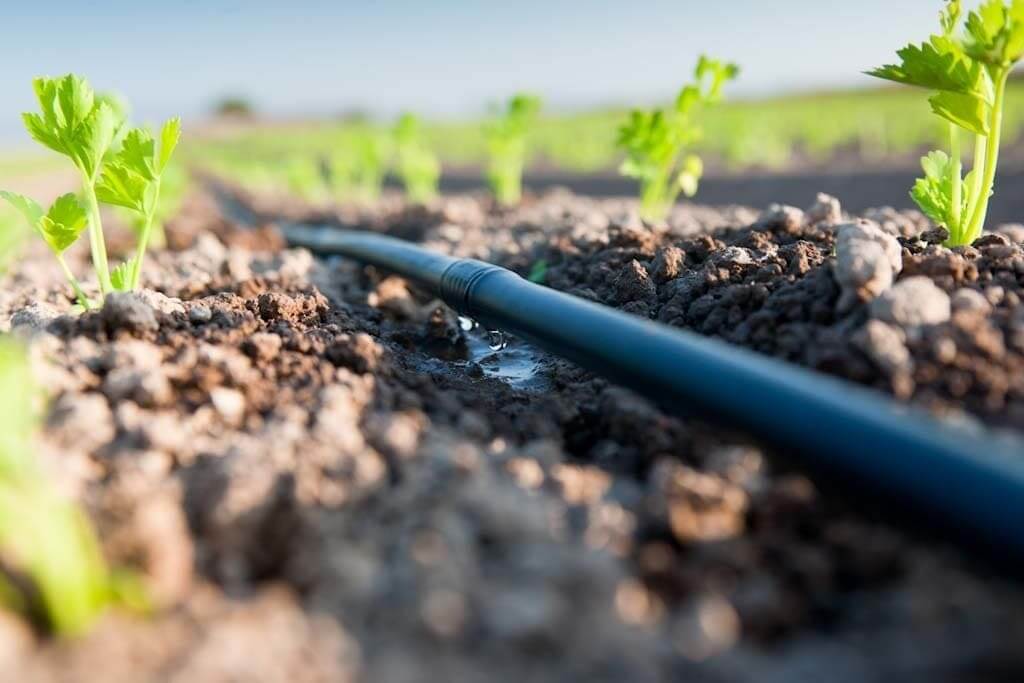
(190, 75, 1024, 181)
(198, 95, 542, 207)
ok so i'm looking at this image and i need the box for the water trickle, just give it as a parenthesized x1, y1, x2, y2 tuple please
(458, 316, 477, 332)
(487, 330, 508, 351)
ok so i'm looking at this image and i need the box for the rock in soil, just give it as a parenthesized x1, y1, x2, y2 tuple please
(2, 185, 1024, 682)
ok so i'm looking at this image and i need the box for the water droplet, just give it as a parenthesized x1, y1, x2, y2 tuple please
(458, 316, 477, 332)
(487, 330, 507, 351)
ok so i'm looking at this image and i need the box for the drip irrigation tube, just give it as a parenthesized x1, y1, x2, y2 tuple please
(283, 224, 1024, 562)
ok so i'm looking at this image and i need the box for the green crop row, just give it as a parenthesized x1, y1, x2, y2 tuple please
(186, 78, 1024, 181)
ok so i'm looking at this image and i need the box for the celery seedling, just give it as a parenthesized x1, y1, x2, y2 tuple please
(618, 56, 738, 223)
(329, 126, 390, 203)
(0, 341, 145, 635)
(869, 0, 1024, 246)
(394, 113, 441, 203)
(6, 74, 182, 299)
(96, 118, 181, 290)
(0, 192, 93, 308)
(20, 75, 121, 294)
(484, 94, 542, 205)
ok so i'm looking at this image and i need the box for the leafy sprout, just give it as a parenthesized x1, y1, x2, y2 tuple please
(617, 55, 739, 223)
(868, 0, 1024, 245)
(394, 113, 441, 203)
(2, 74, 182, 305)
(0, 340, 145, 636)
(484, 94, 542, 205)
(328, 126, 391, 203)
(96, 117, 181, 291)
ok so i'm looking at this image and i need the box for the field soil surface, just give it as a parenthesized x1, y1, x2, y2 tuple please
(2, 184, 1024, 682)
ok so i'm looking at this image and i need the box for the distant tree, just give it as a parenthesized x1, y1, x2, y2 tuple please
(213, 97, 255, 118)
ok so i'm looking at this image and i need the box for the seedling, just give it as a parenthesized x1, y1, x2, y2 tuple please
(618, 56, 738, 223)
(484, 94, 542, 205)
(394, 113, 441, 203)
(329, 126, 390, 203)
(0, 341, 145, 635)
(95, 117, 181, 290)
(869, 0, 1024, 246)
(285, 156, 329, 202)
(1, 74, 181, 303)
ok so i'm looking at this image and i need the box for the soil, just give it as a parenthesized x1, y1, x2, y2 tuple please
(3, 182, 1024, 682)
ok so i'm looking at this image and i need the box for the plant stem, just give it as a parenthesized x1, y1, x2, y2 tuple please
(130, 179, 161, 290)
(55, 254, 93, 310)
(80, 179, 112, 295)
(949, 123, 962, 242)
(964, 68, 1009, 244)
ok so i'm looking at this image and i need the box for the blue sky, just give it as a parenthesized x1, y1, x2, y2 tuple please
(0, 1, 945, 146)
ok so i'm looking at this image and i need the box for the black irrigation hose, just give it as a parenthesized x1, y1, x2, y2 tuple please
(283, 224, 1024, 563)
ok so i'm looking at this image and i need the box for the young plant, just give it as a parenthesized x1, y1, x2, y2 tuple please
(284, 156, 328, 203)
(394, 113, 441, 203)
(2, 74, 182, 301)
(95, 117, 181, 290)
(0, 340, 144, 636)
(484, 94, 542, 205)
(328, 126, 390, 203)
(618, 56, 739, 223)
(18, 75, 121, 294)
(869, 0, 1024, 246)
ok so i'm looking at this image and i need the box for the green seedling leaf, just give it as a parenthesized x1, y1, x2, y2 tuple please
(22, 76, 118, 178)
(696, 55, 741, 104)
(910, 150, 970, 228)
(119, 128, 157, 181)
(0, 191, 44, 228)
(929, 90, 992, 135)
(0, 192, 86, 254)
(96, 160, 152, 213)
(941, 0, 963, 36)
(964, 0, 1024, 64)
(110, 259, 135, 291)
(97, 92, 130, 151)
(74, 103, 118, 178)
(158, 118, 181, 173)
(868, 41, 992, 102)
(39, 194, 88, 253)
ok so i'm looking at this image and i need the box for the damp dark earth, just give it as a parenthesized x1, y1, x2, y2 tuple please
(2, 180, 1023, 682)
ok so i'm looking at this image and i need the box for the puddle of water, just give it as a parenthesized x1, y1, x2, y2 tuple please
(462, 328, 544, 390)
(411, 324, 548, 392)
